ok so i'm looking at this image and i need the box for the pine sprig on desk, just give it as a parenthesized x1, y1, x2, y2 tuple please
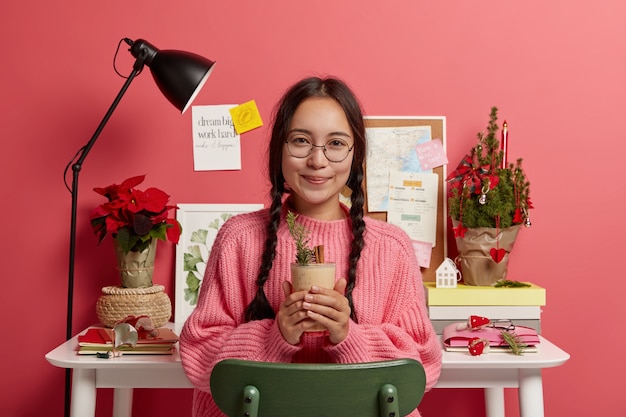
(495, 280, 531, 288)
(500, 330, 528, 355)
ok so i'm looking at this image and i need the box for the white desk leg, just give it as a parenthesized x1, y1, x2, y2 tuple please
(113, 388, 134, 417)
(518, 369, 544, 417)
(71, 369, 96, 417)
(484, 388, 505, 417)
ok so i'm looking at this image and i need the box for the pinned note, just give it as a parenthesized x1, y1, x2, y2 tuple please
(192, 105, 241, 171)
(412, 239, 433, 268)
(229, 100, 263, 134)
(415, 138, 447, 170)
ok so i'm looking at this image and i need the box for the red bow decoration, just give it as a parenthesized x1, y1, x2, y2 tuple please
(446, 154, 496, 195)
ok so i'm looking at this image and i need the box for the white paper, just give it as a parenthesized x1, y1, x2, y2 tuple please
(365, 126, 432, 211)
(387, 171, 439, 246)
(191, 105, 241, 171)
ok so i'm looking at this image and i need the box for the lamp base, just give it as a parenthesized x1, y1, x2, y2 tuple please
(95, 284, 171, 327)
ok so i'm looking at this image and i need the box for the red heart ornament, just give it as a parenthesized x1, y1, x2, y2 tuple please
(490, 248, 506, 263)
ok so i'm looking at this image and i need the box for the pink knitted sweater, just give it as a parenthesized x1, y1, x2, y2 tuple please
(180, 206, 442, 416)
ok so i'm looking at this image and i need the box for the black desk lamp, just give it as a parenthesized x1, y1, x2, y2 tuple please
(63, 38, 215, 417)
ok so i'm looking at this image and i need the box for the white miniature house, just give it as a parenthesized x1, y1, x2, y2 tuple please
(436, 258, 460, 288)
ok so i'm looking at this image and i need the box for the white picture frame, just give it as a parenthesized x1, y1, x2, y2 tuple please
(174, 203, 264, 324)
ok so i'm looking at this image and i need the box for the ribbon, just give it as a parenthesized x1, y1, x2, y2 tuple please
(446, 154, 493, 194)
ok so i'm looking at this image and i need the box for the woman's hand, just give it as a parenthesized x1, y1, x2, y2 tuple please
(277, 279, 350, 345)
(304, 278, 350, 344)
(277, 281, 314, 344)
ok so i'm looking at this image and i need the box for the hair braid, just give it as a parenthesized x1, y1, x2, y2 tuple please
(346, 172, 365, 322)
(243, 188, 283, 322)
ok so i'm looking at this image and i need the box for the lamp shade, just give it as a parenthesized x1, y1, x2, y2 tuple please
(129, 39, 216, 113)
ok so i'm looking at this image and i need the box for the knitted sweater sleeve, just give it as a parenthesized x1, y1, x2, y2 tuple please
(179, 212, 301, 393)
(323, 221, 442, 391)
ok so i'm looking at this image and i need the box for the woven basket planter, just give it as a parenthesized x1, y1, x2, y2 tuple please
(96, 284, 171, 327)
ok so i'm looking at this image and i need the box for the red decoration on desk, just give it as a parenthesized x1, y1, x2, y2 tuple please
(119, 315, 158, 338)
(468, 337, 490, 356)
(456, 315, 492, 331)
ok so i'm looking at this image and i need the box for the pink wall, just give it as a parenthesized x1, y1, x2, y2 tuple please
(2, 1, 624, 416)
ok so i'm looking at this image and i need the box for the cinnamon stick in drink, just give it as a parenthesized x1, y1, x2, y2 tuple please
(314, 245, 325, 264)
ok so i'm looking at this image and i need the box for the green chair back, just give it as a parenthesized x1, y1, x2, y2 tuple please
(210, 358, 426, 417)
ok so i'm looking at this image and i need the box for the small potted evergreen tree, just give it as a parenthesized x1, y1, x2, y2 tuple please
(446, 107, 532, 286)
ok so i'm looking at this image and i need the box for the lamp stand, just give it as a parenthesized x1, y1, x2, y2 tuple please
(61, 38, 214, 417)
(64, 61, 144, 417)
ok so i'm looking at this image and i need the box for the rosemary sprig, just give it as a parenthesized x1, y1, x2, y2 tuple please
(286, 211, 315, 265)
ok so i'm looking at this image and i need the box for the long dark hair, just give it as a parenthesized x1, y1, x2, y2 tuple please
(244, 76, 366, 323)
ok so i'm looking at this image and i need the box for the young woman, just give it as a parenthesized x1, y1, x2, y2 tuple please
(180, 76, 442, 416)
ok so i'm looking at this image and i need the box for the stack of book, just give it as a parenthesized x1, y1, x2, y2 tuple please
(423, 282, 546, 335)
(442, 322, 541, 353)
(76, 326, 179, 355)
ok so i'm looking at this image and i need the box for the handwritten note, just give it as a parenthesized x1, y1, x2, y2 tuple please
(415, 138, 447, 170)
(191, 105, 241, 171)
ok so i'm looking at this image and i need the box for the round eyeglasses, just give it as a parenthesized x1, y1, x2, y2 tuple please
(285, 137, 354, 163)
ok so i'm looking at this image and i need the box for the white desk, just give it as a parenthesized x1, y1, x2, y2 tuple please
(46, 324, 569, 417)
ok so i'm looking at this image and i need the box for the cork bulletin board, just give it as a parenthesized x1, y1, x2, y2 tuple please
(362, 117, 447, 282)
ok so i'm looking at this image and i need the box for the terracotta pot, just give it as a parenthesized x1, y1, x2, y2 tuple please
(453, 221, 520, 286)
(114, 239, 157, 288)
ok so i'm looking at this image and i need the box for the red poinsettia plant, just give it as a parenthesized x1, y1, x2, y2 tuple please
(90, 175, 182, 254)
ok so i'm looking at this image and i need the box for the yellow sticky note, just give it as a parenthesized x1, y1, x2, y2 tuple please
(229, 100, 263, 134)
